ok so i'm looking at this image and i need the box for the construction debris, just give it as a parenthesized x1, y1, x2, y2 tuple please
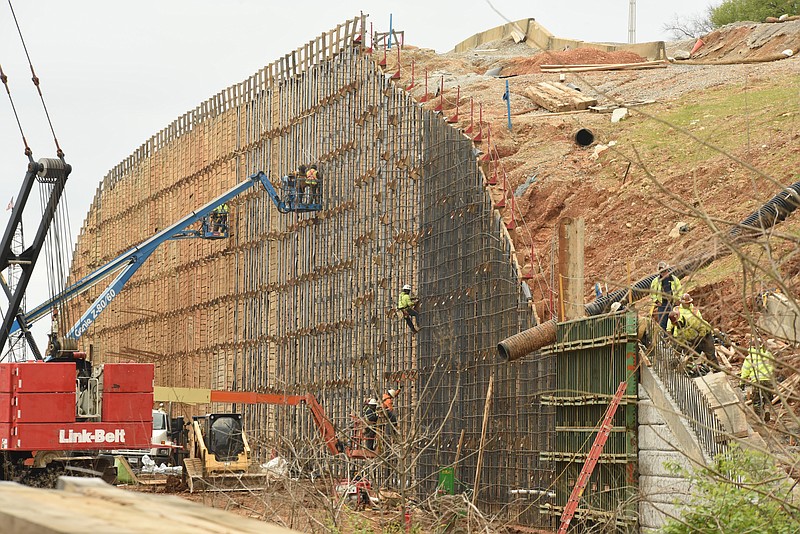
(523, 81, 597, 112)
(610, 107, 629, 122)
(589, 100, 656, 113)
(539, 60, 668, 73)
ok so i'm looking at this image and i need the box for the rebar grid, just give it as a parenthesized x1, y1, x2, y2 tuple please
(62, 14, 556, 526)
(415, 119, 552, 524)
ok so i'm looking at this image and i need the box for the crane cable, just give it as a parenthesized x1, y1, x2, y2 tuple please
(0, 63, 31, 156)
(5, 0, 73, 332)
(7, 0, 64, 158)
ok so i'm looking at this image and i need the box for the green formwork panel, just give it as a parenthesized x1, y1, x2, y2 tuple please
(546, 311, 639, 533)
(557, 311, 638, 348)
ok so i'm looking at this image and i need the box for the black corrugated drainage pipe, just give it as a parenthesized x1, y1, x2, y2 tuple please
(497, 179, 800, 362)
(574, 129, 594, 147)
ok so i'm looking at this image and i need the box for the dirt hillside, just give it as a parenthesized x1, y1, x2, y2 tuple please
(395, 23, 800, 326)
(380, 22, 800, 428)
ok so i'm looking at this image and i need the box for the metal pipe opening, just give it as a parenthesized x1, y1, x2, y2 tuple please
(574, 128, 594, 147)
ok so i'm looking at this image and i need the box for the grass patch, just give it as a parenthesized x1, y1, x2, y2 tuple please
(617, 76, 800, 168)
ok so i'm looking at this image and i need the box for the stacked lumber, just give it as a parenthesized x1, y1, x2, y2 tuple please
(523, 82, 598, 113)
(540, 60, 668, 73)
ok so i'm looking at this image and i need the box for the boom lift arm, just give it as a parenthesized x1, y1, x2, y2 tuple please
(11, 171, 319, 357)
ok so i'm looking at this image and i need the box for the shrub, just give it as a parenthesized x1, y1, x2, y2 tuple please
(663, 445, 800, 534)
(710, 0, 799, 27)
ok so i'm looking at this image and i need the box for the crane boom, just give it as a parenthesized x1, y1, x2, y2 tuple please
(0, 158, 71, 356)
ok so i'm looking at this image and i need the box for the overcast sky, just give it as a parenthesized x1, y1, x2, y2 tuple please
(0, 0, 715, 353)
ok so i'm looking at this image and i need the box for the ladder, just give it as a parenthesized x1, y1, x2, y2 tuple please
(557, 381, 628, 534)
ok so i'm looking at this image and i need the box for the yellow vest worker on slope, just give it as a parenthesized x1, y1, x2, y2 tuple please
(650, 261, 682, 330)
(667, 293, 716, 376)
(741, 341, 775, 421)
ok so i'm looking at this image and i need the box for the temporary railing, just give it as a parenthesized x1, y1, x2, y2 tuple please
(648, 326, 728, 459)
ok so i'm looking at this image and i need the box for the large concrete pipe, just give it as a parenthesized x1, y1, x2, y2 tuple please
(497, 179, 800, 362)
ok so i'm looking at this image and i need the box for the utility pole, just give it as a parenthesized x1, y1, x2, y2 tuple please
(628, 0, 636, 44)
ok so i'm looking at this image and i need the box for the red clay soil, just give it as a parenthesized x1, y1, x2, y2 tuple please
(504, 48, 647, 75)
(397, 27, 800, 334)
(692, 19, 800, 62)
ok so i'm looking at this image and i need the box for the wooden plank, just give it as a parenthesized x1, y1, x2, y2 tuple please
(540, 60, 666, 69)
(0, 477, 297, 533)
(524, 82, 597, 113)
(540, 61, 668, 73)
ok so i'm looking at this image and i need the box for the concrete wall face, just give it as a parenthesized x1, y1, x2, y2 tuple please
(63, 16, 549, 524)
(638, 384, 693, 532)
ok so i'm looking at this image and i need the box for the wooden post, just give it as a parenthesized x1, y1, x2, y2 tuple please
(453, 428, 466, 468)
(472, 371, 494, 506)
(557, 217, 585, 321)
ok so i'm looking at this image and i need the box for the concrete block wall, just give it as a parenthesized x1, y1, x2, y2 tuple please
(638, 383, 695, 532)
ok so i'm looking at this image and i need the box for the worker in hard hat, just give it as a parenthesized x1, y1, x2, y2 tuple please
(363, 398, 379, 450)
(398, 284, 420, 334)
(211, 202, 229, 233)
(381, 388, 399, 436)
(741, 337, 775, 422)
(650, 261, 682, 330)
(305, 164, 321, 203)
(296, 164, 308, 203)
(667, 293, 715, 376)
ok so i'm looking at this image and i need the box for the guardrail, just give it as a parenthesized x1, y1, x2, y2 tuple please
(647, 326, 728, 458)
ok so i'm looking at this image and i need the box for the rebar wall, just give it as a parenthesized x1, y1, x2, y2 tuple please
(416, 119, 554, 525)
(64, 15, 553, 526)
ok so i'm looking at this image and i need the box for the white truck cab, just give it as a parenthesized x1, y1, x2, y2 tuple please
(109, 408, 175, 467)
(150, 408, 172, 455)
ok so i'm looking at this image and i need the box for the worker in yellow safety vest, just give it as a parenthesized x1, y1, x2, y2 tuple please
(212, 203, 229, 232)
(667, 293, 715, 376)
(650, 261, 682, 330)
(398, 284, 419, 334)
(741, 340, 775, 421)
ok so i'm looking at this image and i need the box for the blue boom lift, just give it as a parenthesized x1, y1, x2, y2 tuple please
(10, 170, 320, 358)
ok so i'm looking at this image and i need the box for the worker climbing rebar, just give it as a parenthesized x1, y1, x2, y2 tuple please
(398, 284, 420, 334)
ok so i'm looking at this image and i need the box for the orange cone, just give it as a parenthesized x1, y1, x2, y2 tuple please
(691, 38, 705, 55)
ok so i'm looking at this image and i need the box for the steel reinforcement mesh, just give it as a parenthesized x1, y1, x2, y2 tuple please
(62, 15, 556, 527)
(415, 119, 554, 526)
